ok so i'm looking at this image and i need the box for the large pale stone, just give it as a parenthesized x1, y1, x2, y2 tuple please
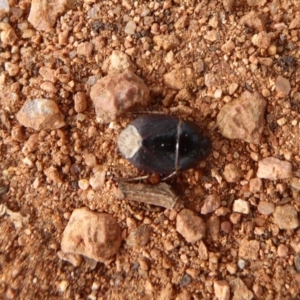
(16, 99, 65, 130)
(61, 207, 122, 262)
(217, 91, 266, 144)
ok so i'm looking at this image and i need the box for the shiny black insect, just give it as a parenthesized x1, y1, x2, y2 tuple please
(117, 114, 211, 174)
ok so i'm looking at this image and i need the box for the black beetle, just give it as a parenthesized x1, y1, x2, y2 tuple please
(117, 114, 211, 174)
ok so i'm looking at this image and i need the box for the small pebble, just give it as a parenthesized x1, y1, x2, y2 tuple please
(228, 82, 238, 95)
(198, 241, 208, 260)
(233, 199, 250, 214)
(126, 224, 151, 247)
(102, 50, 136, 74)
(217, 91, 266, 144)
(90, 70, 150, 123)
(124, 21, 136, 35)
(28, 0, 68, 31)
(0, 0, 9, 12)
(223, 163, 243, 183)
(77, 42, 94, 57)
(230, 278, 254, 300)
(176, 209, 206, 243)
(78, 179, 89, 190)
(74, 92, 87, 113)
(214, 280, 230, 300)
(163, 68, 195, 90)
(237, 259, 246, 270)
(221, 221, 232, 234)
(239, 239, 260, 260)
(16, 99, 65, 131)
(252, 31, 271, 49)
(275, 76, 291, 98)
(249, 178, 263, 193)
(277, 244, 289, 257)
(239, 11, 265, 32)
(257, 157, 292, 180)
(201, 194, 221, 214)
(257, 201, 274, 215)
(61, 207, 122, 262)
(153, 34, 180, 51)
(89, 171, 105, 191)
(273, 204, 299, 230)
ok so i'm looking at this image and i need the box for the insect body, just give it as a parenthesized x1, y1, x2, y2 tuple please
(117, 114, 211, 174)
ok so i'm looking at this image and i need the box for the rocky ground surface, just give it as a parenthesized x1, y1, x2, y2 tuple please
(1, 0, 300, 299)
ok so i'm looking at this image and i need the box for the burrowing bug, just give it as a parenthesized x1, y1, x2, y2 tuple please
(117, 114, 211, 175)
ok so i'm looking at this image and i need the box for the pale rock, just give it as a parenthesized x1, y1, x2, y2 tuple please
(289, 19, 300, 29)
(239, 11, 265, 32)
(22, 133, 39, 154)
(4, 62, 20, 76)
(273, 204, 299, 230)
(257, 157, 292, 180)
(153, 34, 180, 51)
(228, 82, 238, 95)
(163, 68, 195, 90)
(28, 0, 69, 31)
(44, 166, 63, 184)
(291, 177, 300, 191)
(126, 224, 151, 247)
(61, 207, 122, 262)
(277, 244, 289, 257)
(201, 194, 221, 214)
(198, 241, 208, 260)
(89, 170, 105, 191)
(77, 42, 94, 57)
(102, 50, 136, 74)
(39, 66, 57, 83)
(74, 92, 87, 113)
(0, 91, 19, 112)
(249, 178, 263, 193)
(0, 23, 17, 45)
(226, 262, 237, 275)
(239, 239, 260, 260)
(0, 0, 9, 12)
(217, 91, 266, 144)
(221, 40, 235, 53)
(124, 20, 136, 35)
(275, 76, 291, 98)
(230, 278, 254, 300)
(40, 81, 58, 93)
(252, 31, 271, 49)
(277, 117, 287, 126)
(204, 29, 219, 42)
(223, 163, 243, 183)
(78, 179, 89, 190)
(205, 73, 220, 88)
(176, 209, 206, 243)
(257, 57, 273, 66)
(253, 283, 263, 298)
(237, 259, 246, 269)
(257, 201, 274, 215)
(174, 15, 188, 30)
(83, 153, 97, 167)
(207, 215, 220, 242)
(16, 99, 65, 130)
(214, 280, 230, 300)
(90, 70, 150, 123)
(233, 199, 250, 214)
